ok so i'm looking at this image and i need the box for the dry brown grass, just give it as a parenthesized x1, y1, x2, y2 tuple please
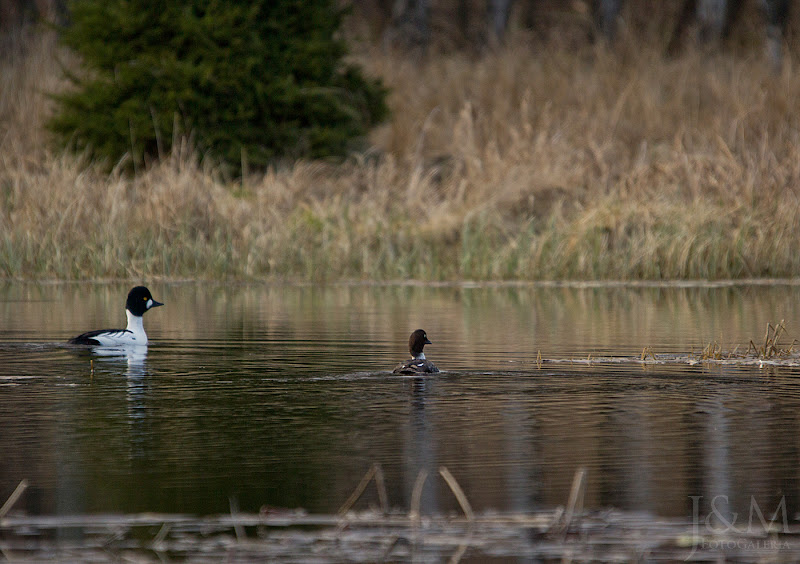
(1, 30, 800, 281)
(747, 319, 798, 358)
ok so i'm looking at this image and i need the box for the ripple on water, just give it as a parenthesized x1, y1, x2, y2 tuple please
(3, 283, 800, 526)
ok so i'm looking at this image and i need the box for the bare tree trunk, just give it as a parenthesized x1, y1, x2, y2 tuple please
(487, 0, 514, 45)
(669, 0, 728, 50)
(0, 0, 66, 32)
(456, 0, 470, 43)
(594, 0, 622, 41)
(696, 0, 728, 41)
(385, 0, 430, 52)
(761, 0, 789, 69)
(667, 0, 697, 54)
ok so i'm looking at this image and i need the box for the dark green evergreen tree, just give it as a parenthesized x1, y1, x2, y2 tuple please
(49, 0, 388, 172)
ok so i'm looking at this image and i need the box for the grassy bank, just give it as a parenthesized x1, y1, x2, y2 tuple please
(1, 32, 799, 281)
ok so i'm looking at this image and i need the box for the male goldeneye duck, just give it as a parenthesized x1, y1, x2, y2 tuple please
(68, 286, 163, 346)
(393, 329, 440, 374)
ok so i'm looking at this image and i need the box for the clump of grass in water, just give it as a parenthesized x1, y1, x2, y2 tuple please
(693, 321, 797, 362)
(747, 320, 797, 360)
(696, 341, 727, 361)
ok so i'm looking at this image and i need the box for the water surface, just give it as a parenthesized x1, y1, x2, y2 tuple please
(2, 282, 800, 524)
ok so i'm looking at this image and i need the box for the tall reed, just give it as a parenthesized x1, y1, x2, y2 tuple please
(1, 31, 799, 281)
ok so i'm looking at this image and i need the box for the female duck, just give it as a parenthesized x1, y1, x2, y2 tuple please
(393, 329, 439, 374)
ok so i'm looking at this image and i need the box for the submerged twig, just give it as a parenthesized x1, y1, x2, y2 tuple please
(409, 469, 429, 526)
(550, 467, 587, 537)
(0, 479, 28, 519)
(439, 467, 473, 563)
(152, 522, 170, 545)
(448, 542, 468, 564)
(338, 463, 388, 516)
(229, 496, 245, 541)
(439, 466, 474, 521)
(380, 535, 403, 560)
(373, 463, 389, 514)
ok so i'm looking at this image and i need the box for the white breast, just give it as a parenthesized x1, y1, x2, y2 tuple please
(93, 310, 148, 346)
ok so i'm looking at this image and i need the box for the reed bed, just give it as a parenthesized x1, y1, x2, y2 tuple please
(2, 31, 800, 281)
(4, 469, 800, 562)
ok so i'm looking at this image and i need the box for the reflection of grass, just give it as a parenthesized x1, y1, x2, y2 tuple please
(4, 34, 800, 280)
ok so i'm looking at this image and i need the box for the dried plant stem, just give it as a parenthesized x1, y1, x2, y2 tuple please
(409, 468, 429, 526)
(439, 466, 474, 521)
(0, 480, 28, 519)
(337, 463, 388, 516)
(4, 33, 800, 281)
(229, 496, 245, 541)
(550, 467, 587, 537)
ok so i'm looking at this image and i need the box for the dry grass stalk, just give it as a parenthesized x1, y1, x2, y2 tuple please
(640, 346, 656, 361)
(3, 32, 800, 281)
(229, 496, 245, 541)
(550, 467, 587, 537)
(152, 522, 170, 545)
(7, 506, 800, 561)
(0, 480, 28, 520)
(699, 341, 724, 361)
(690, 321, 797, 361)
(409, 468, 429, 526)
(337, 462, 389, 516)
(747, 320, 798, 359)
(439, 466, 474, 521)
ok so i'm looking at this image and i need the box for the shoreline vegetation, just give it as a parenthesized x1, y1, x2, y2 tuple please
(2, 31, 800, 282)
(4, 466, 800, 561)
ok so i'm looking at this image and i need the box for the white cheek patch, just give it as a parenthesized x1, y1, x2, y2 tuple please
(146, 299, 153, 308)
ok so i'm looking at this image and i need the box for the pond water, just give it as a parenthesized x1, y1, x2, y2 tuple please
(2, 281, 800, 527)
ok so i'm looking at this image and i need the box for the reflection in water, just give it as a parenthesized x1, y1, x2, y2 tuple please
(2, 282, 800, 524)
(122, 348, 149, 460)
(404, 377, 437, 515)
(704, 396, 733, 529)
(80, 346, 151, 459)
(502, 398, 537, 513)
